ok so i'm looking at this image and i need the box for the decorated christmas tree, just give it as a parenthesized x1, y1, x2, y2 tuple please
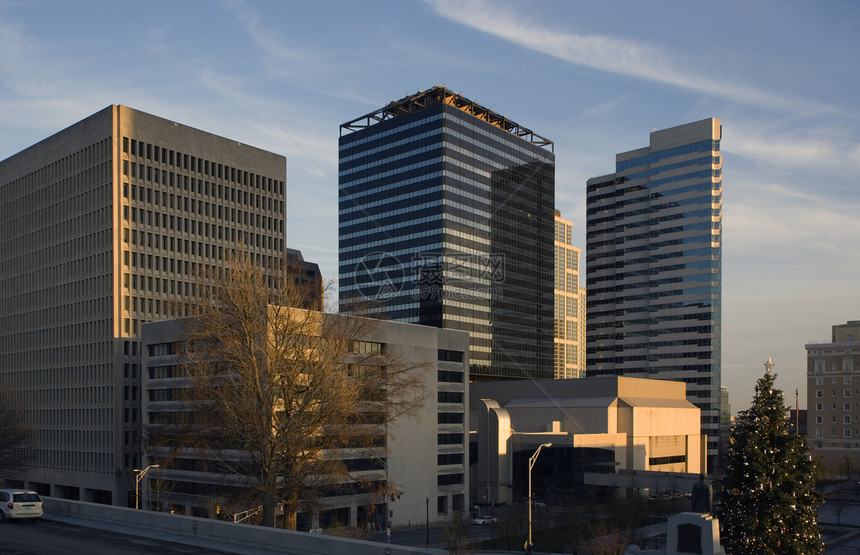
(716, 357, 823, 554)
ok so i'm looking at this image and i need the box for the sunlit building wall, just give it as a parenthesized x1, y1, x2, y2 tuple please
(554, 210, 584, 379)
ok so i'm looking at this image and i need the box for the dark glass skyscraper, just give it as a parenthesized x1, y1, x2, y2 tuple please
(585, 118, 722, 468)
(339, 87, 555, 380)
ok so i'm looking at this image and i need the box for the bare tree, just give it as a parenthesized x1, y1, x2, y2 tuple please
(173, 248, 427, 528)
(445, 511, 479, 555)
(0, 381, 34, 480)
(578, 520, 631, 555)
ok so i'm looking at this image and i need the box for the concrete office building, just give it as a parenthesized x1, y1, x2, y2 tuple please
(470, 376, 704, 506)
(142, 312, 469, 528)
(585, 118, 722, 468)
(806, 320, 860, 477)
(338, 86, 555, 380)
(0, 106, 286, 504)
(554, 210, 586, 379)
(285, 248, 323, 310)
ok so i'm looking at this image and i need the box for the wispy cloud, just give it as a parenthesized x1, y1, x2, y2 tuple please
(221, 0, 316, 64)
(726, 122, 860, 172)
(424, 0, 830, 114)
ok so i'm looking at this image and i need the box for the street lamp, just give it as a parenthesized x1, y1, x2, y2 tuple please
(134, 464, 160, 510)
(527, 443, 551, 553)
(481, 399, 492, 509)
(425, 497, 430, 548)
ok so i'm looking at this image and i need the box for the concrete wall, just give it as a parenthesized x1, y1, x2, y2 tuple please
(43, 497, 442, 555)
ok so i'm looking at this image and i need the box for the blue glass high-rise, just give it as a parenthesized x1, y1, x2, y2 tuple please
(585, 118, 722, 468)
(339, 87, 555, 380)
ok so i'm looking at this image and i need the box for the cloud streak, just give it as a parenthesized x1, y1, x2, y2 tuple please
(425, 0, 831, 114)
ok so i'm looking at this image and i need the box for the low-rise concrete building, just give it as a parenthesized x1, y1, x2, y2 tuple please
(470, 376, 704, 506)
(142, 312, 469, 530)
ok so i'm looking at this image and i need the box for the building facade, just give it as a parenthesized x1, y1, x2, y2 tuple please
(469, 376, 704, 506)
(554, 210, 585, 379)
(585, 118, 722, 468)
(338, 86, 555, 380)
(806, 320, 860, 477)
(142, 312, 469, 528)
(0, 106, 286, 504)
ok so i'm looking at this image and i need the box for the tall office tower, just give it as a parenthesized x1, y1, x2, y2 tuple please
(806, 320, 860, 476)
(339, 86, 555, 380)
(554, 210, 585, 379)
(585, 118, 722, 468)
(0, 106, 286, 504)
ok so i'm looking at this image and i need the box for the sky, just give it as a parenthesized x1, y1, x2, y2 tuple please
(1, 0, 858, 413)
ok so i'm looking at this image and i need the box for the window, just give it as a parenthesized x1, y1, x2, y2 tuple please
(438, 391, 464, 404)
(846, 403, 853, 411)
(816, 390, 823, 398)
(351, 340, 383, 354)
(438, 349, 464, 362)
(438, 412, 464, 424)
(846, 389, 853, 398)
(845, 415, 852, 425)
(438, 453, 463, 466)
(845, 429, 852, 438)
(438, 370, 463, 383)
(148, 342, 180, 356)
(846, 376, 853, 384)
(816, 402, 823, 411)
(816, 416, 823, 424)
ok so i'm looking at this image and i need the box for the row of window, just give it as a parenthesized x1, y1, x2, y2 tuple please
(125, 205, 282, 251)
(816, 389, 854, 398)
(123, 137, 284, 196)
(815, 402, 854, 411)
(814, 428, 856, 439)
(815, 415, 853, 424)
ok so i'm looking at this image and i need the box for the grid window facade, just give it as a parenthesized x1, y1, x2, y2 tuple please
(585, 118, 722, 465)
(0, 105, 286, 504)
(554, 213, 585, 379)
(339, 88, 555, 380)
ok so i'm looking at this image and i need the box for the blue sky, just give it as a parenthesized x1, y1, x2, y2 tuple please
(1, 0, 858, 413)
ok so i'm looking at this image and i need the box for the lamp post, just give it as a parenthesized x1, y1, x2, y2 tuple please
(134, 464, 160, 510)
(425, 497, 430, 547)
(480, 399, 492, 510)
(527, 443, 551, 553)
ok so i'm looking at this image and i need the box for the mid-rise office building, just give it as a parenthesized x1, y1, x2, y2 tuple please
(585, 118, 722, 468)
(0, 106, 286, 504)
(338, 86, 555, 380)
(554, 210, 585, 379)
(806, 320, 860, 477)
(142, 312, 469, 528)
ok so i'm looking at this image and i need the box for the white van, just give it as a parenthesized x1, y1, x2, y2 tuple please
(0, 490, 43, 521)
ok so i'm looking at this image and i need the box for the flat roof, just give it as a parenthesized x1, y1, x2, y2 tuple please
(340, 85, 553, 151)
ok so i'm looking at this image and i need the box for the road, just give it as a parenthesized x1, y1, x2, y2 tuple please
(365, 521, 496, 549)
(0, 519, 236, 555)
